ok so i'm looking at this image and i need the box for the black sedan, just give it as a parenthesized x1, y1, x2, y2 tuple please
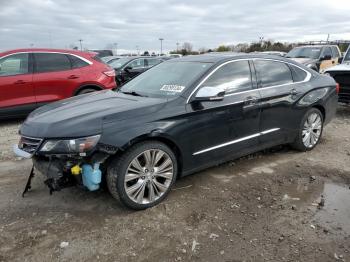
(109, 56, 164, 86)
(14, 54, 338, 210)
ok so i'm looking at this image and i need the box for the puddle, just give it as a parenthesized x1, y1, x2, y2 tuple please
(283, 179, 350, 234)
(314, 182, 350, 234)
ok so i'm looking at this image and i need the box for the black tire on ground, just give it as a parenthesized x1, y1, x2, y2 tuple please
(107, 141, 178, 210)
(291, 107, 324, 152)
(76, 88, 98, 95)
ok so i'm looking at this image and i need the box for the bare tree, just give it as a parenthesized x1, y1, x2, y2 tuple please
(182, 42, 193, 53)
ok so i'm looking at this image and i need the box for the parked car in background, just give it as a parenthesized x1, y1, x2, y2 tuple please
(324, 45, 350, 103)
(168, 54, 182, 58)
(286, 45, 341, 72)
(109, 56, 164, 85)
(15, 54, 338, 210)
(89, 49, 113, 58)
(0, 48, 116, 119)
(101, 56, 122, 64)
(261, 51, 287, 57)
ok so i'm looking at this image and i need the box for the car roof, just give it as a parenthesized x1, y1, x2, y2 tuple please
(0, 48, 96, 58)
(168, 53, 296, 64)
(294, 45, 338, 48)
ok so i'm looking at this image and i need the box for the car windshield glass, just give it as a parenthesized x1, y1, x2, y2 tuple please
(119, 61, 211, 98)
(286, 47, 321, 59)
(109, 57, 133, 69)
(344, 49, 350, 62)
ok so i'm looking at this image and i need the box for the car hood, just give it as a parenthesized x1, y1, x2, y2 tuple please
(289, 58, 317, 65)
(20, 90, 166, 138)
(325, 62, 350, 72)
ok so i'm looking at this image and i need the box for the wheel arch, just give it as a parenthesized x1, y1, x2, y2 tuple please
(120, 134, 183, 176)
(73, 84, 104, 96)
(312, 104, 326, 120)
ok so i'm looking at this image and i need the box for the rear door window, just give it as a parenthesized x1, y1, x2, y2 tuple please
(0, 53, 29, 76)
(254, 60, 293, 88)
(34, 53, 71, 73)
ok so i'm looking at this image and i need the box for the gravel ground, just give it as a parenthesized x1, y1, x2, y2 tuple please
(0, 105, 349, 262)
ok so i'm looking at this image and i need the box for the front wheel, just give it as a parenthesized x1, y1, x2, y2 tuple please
(291, 108, 323, 151)
(107, 141, 178, 210)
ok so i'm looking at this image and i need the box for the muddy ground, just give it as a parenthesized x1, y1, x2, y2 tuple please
(0, 106, 349, 262)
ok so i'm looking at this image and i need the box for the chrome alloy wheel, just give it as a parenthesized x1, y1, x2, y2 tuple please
(124, 149, 174, 204)
(302, 112, 322, 148)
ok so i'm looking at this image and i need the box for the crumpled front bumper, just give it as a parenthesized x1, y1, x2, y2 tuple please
(13, 144, 32, 159)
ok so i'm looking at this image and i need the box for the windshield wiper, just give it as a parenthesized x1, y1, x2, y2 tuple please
(121, 91, 147, 97)
(295, 56, 309, 58)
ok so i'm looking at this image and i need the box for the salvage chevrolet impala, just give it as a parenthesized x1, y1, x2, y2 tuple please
(14, 54, 338, 210)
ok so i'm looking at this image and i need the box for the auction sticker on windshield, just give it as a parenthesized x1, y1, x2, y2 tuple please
(160, 85, 185, 93)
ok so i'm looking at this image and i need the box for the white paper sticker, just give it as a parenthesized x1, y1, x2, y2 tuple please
(160, 85, 185, 93)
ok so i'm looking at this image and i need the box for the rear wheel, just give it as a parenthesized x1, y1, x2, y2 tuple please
(107, 141, 178, 210)
(291, 108, 323, 151)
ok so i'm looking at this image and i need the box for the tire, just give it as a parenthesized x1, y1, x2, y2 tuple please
(107, 141, 178, 210)
(291, 108, 324, 151)
(76, 88, 98, 95)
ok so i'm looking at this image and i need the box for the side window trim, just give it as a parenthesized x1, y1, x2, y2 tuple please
(186, 58, 312, 103)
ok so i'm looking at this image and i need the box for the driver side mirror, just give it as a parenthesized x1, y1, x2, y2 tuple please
(194, 86, 225, 102)
(320, 55, 331, 61)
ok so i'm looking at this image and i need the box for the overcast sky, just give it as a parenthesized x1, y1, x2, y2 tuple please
(1, 0, 350, 53)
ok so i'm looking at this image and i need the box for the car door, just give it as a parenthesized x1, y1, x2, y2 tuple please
(319, 47, 333, 71)
(253, 59, 309, 146)
(32, 52, 82, 104)
(0, 53, 36, 116)
(184, 60, 261, 170)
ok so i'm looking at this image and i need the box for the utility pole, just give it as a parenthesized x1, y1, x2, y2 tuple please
(326, 34, 330, 43)
(176, 42, 179, 53)
(78, 39, 83, 51)
(114, 42, 118, 55)
(159, 38, 164, 55)
(136, 45, 140, 55)
(259, 36, 264, 46)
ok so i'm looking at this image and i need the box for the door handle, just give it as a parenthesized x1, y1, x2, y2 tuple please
(244, 96, 259, 105)
(290, 88, 299, 96)
(67, 75, 79, 79)
(14, 80, 26, 85)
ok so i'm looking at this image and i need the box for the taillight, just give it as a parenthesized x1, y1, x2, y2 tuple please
(336, 83, 340, 94)
(103, 70, 116, 77)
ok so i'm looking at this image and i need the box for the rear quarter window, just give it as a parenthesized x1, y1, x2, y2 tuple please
(289, 65, 307, 82)
(68, 55, 89, 68)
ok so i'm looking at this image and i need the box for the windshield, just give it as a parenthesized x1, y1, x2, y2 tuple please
(109, 57, 133, 69)
(286, 47, 321, 59)
(119, 61, 212, 98)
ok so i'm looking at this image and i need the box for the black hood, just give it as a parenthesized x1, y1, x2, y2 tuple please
(20, 90, 166, 138)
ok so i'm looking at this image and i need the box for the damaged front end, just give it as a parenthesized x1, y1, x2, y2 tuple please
(14, 135, 118, 195)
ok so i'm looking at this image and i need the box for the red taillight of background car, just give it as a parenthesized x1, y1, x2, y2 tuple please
(103, 70, 116, 77)
(336, 83, 340, 94)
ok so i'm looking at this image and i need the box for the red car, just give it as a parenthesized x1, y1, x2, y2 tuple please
(0, 48, 116, 119)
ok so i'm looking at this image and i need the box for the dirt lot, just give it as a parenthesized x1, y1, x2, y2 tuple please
(0, 106, 349, 262)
